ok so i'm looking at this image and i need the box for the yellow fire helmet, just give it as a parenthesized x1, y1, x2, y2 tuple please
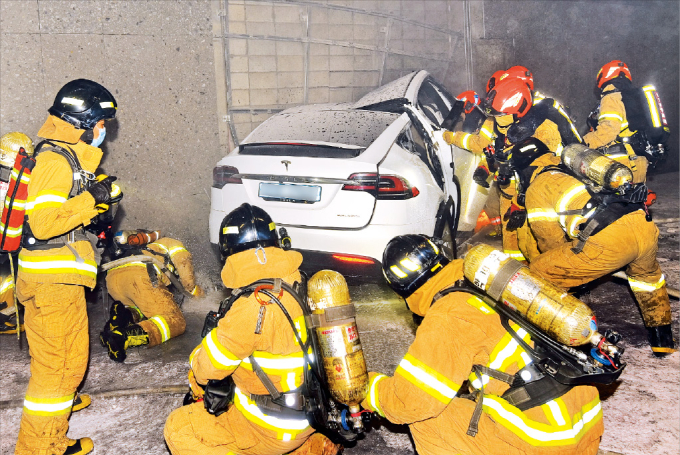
(0, 132, 34, 168)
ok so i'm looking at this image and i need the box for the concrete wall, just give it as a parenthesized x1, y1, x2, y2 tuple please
(0, 0, 223, 276)
(482, 0, 680, 172)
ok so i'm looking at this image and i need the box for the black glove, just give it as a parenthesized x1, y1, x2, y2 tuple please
(88, 176, 117, 205)
(473, 166, 490, 188)
(504, 203, 527, 232)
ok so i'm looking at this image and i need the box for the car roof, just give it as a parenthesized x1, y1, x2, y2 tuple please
(243, 106, 401, 148)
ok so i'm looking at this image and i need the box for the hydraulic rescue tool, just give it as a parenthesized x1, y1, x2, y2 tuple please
(200, 273, 370, 442)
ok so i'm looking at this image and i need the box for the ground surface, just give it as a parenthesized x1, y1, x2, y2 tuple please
(1, 172, 678, 455)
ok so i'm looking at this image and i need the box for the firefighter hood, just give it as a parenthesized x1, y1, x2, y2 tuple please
(405, 259, 464, 317)
(221, 246, 303, 288)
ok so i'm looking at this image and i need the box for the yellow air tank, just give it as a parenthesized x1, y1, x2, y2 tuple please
(464, 244, 599, 347)
(561, 143, 633, 190)
(308, 270, 368, 431)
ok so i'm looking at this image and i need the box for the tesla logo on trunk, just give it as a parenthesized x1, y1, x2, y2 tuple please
(281, 160, 291, 171)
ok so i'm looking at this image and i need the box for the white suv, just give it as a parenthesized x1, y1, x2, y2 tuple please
(209, 71, 488, 279)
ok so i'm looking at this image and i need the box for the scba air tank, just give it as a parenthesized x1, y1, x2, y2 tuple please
(307, 270, 368, 431)
(463, 244, 598, 347)
(113, 229, 161, 247)
(561, 143, 633, 190)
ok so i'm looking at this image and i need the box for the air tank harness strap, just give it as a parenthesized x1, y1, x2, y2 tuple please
(464, 364, 516, 437)
(35, 140, 89, 197)
(245, 279, 311, 418)
(308, 305, 356, 327)
(568, 185, 649, 254)
(248, 352, 306, 416)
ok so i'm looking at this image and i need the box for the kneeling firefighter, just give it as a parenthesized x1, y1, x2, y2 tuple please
(509, 142, 675, 355)
(99, 229, 203, 362)
(164, 203, 366, 455)
(363, 234, 626, 455)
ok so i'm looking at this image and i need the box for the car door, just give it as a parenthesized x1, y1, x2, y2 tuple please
(411, 77, 488, 232)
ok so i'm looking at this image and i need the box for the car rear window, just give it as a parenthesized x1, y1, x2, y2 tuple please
(244, 109, 400, 149)
(239, 142, 363, 159)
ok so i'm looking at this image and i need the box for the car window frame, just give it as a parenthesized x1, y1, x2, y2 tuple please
(415, 78, 457, 128)
(397, 119, 445, 191)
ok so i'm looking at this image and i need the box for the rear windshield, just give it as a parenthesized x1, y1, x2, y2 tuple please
(244, 109, 400, 148)
(239, 142, 363, 159)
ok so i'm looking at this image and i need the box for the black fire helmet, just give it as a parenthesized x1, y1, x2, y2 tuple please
(219, 203, 280, 261)
(382, 234, 449, 298)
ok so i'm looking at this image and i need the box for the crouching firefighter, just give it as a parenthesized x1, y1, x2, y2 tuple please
(164, 203, 354, 455)
(509, 142, 675, 356)
(99, 229, 203, 362)
(363, 234, 626, 455)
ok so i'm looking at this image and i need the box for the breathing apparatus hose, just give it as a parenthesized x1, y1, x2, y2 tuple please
(100, 255, 193, 298)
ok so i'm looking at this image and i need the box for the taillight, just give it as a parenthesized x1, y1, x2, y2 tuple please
(332, 254, 375, 265)
(342, 173, 419, 199)
(213, 165, 242, 188)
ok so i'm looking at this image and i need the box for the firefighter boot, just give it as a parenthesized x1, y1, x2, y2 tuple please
(287, 433, 343, 455)
(102, 301, 135, 335)
(0, 312, 22, 334)
(647, 324, 677, 357)
(100, 324, 149, 363)
(72, 393, 92, 412)
(64, 437, 94, 455)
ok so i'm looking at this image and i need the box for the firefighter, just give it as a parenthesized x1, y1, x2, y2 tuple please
(443, 90, 496, 157)
(164, 203, 339, 455)
(441, 90, 503, 236)
(364, 234, 604, 455)
(484, 77, 581, 262)
(99, 232, 204, 362)
(512, 144, 674, 355)
(583, 60, 647, 183)
(14, 79, 118, 455)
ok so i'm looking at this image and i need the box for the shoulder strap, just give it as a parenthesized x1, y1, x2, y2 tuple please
(34, 140, 84, 197)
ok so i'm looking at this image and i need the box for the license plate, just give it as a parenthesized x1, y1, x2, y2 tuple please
(258, 183, 321, 203)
